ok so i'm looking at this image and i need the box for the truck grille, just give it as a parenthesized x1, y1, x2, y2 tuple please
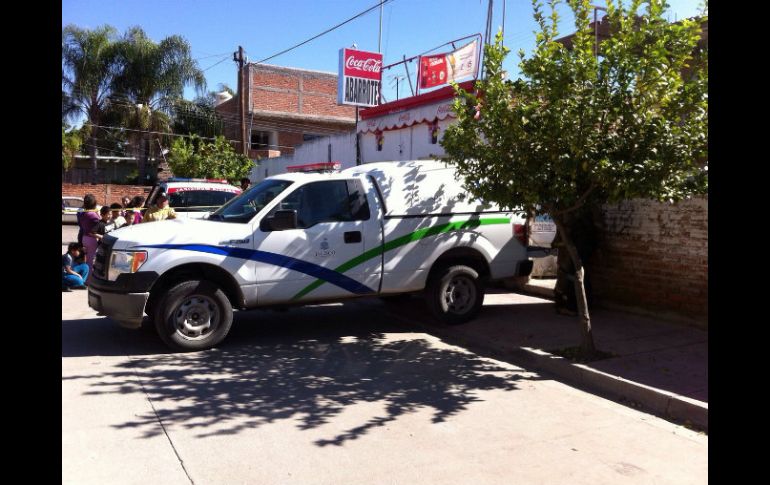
(93, 236, 116, 280)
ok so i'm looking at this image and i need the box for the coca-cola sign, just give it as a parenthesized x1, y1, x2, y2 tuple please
(338, 47, 382, 107)
(343, 49, 382, 80)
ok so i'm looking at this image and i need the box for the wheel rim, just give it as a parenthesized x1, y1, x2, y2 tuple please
(443, 275, 476, 314)
(173, 294, 220, 340)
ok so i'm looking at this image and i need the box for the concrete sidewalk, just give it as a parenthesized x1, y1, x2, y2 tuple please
(365, 285, 708, 432)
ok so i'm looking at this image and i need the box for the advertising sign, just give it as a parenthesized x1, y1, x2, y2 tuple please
(338, 48, 383, 107)
(418, 40, 479, 90)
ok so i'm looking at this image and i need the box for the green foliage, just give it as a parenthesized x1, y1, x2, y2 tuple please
(168, 135, 254, 180)
(172, 99, 225, 138)
(441, 0, 708, 218)
(62, 24, 120, 126)
(62, 124, 82, 171)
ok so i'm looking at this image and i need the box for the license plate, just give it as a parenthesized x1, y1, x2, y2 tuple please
(533, 222, 556, 232)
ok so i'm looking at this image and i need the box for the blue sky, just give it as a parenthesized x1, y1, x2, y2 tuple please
(63, 0, 704, 104)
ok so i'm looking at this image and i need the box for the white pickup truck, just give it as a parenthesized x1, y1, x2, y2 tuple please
(88, 160, 538, 351)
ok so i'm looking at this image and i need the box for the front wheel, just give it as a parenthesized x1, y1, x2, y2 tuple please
(153, 280, 233, 351)
(425, 265, 484, 325)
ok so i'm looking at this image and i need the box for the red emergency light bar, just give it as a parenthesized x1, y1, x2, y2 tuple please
(167, 177, 230, 184)
(286, 162, 342, 173)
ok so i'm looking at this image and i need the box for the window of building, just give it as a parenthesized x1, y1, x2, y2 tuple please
(303, 133, 323, 142)
(251, 131, 270, 149)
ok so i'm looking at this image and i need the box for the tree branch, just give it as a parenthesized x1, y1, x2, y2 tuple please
(549, 183, 598, 217)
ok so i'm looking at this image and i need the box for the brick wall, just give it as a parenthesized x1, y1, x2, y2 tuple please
(62, 183, 150, 206)
(590, 197, 708, 326)
(248, 65, 355, 119)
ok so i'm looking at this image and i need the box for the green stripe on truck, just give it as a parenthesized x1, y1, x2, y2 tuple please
(290, 217, 510, 300)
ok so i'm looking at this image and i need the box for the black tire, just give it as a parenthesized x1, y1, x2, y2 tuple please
(425, 265, 485, 325)
(153, 280, 233, 352)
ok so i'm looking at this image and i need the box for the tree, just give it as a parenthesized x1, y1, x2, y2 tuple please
(168, 135, 254, 181)
(441, 0, 707, 358)
(172, 99, 225, 139)
(62, 123, 83, 171)
(112, 27, 206, 184)
(62, 25, 121, 183)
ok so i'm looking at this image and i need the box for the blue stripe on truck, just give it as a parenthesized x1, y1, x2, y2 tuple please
(134, 243, 375, 295)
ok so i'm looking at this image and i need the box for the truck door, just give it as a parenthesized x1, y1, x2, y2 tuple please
(253, 179, 382, 304)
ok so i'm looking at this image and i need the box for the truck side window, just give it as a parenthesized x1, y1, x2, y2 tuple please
(268, 180, 369, 229)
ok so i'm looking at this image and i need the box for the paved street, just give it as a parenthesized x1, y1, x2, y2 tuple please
(62, 226, 707, 485)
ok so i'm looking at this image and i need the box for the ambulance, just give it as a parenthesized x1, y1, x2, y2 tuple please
(89, 160, 540, 351)
(144, 178, 242, 220)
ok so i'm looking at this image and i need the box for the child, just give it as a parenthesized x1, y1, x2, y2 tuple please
(106, 203, 126, 233)
(90, 206, 112, 244)
(62, 242, 89, 291)
(130, 196, 145, 224)
(123, 210, 136, 227)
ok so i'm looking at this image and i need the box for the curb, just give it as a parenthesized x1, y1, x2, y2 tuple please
(514, 347, 708, 432)
(521, 283, 555, 300)
(381, 305, 707, 433)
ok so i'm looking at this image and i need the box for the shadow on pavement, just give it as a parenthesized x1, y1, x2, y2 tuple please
(377, 294, 708, 403)
(62, 302, 541, 446)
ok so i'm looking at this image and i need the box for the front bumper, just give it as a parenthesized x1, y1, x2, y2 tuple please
(88, 287, 149, 329)
(87, 271, 158, 329)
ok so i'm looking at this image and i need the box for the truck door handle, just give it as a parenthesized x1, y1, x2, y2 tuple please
(344, 231, 362, 244)
(220, 238, 250, 245)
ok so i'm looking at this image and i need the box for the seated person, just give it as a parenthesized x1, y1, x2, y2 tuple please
(62, 242, 89, 290)
(143, 193, 177, 222)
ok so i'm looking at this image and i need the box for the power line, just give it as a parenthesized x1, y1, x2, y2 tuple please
(194, 51, 231, 61)
(203, 55, 231, 72)
(253, 0, 394, 65)
(82, 123, 301, 151)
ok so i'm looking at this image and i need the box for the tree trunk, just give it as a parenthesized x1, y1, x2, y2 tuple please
(90, 132, 99, 185)
(138, 133, 149, 185)
(553, 216, 596, 357)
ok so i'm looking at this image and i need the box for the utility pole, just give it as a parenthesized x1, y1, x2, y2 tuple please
(378, 2, 383, 52)
(234, 46, 248, 156)
(389, 74, 404, 100)
(590, 5, 607, 57)
(482, 0, 494, 79)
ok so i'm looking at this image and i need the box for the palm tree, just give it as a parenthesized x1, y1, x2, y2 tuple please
(112, 27, 206, 184)
(62, 25, 120, 184)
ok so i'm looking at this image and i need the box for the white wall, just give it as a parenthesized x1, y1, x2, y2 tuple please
(251, 132, 357, 182)
(250, 117, 454, 182)
(360, 117, 452, 164)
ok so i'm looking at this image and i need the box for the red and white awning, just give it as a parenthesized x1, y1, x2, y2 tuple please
(357, 100, 456, 134)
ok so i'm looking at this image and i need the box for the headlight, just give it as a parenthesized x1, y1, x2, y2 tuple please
(108, 251, 148, 281)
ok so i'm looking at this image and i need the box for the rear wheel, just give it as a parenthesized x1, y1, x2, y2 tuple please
(153, 280, 233, 351)
(425, 265, 484, 325)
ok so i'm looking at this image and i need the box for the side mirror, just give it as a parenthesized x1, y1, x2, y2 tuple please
(261, 209, 298, 231)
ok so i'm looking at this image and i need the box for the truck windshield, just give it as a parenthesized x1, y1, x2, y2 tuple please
(208, 179, 294, 223)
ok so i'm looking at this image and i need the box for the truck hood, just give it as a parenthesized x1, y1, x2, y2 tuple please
(109, 219, 252, 250)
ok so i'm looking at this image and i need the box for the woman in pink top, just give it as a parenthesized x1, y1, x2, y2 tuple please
(77, 194, 101, 274)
